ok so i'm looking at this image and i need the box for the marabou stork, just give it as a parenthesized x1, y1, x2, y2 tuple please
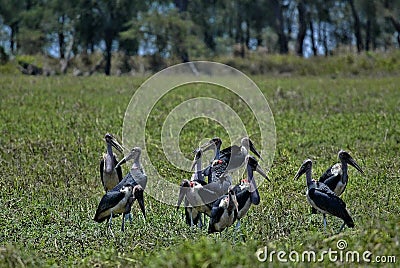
(198, 137, 222, 183)
(208, 186, 239, 233)
(93, 184, 143, 233)
(319, 150, 364, 196)
(208, 137, 262, 181)
(294, 159, 354, 233)
(177, 149, 219, 227)
(100, 133, 124, 192)
(112, 147, 146, 219)
(233, 156, 268, 229)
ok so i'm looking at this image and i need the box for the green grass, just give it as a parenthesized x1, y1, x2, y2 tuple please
(0, 73, 399, 267)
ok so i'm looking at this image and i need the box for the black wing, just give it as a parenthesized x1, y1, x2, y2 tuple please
(93, 191, 125, 222)
(234, 189, 251, 211)
(112, 172, 138, 192)
(219, 145, 241, 159)
(320, 174, 341, 193)
(113, 154, 123, 182)
(319, 165, 335, 183)
(309, 186, 354, 227)
(210, 196, 226, 218)
(99, 157, 105, 188)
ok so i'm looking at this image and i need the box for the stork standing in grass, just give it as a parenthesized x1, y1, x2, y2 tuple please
(177, 149, 219, 227)
(93, 184, 143, 235)
(294, 159, 354, 233)
(233, 156, 269, 229)
(100, 133, 124, 192)
(208, 137, 263, 181)
(112, 147, 147, 220)
(198, 137, 222, 183)
(319, 150, 364, 196)
(208, 186, 239, 234)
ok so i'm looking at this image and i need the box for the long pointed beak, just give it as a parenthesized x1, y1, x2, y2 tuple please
(110, 137, 124, 154)
(196, 140, 216, 153)
(348, 157, 365, 175)
(176, 186, 187, 210)
(137, 193, 146, 219)
(293, 167, 305, 180)
(249, 140, 263, 160)
(248, 171, 261, 205)
(115, 157, 127, 169)
(255, 164, 270, 182)
(190, 149, 202, 171)
(190, 160, 197, 171)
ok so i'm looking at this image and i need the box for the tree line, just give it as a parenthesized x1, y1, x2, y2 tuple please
(0, 0, 399, 75)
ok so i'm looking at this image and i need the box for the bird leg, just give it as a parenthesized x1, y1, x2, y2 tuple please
(108, 212, 115, 238)
(124, 213, 133, 223)
(197, 214, 203, 228)
(234, 220, 246, 243)
(121, 213, 126, 232)
(108, 211, 113, 228)
(190, 208, 194, 228)
(323, 214, 327, 231)
(338, 222, 346, 233)
(235, 220, 241, 230)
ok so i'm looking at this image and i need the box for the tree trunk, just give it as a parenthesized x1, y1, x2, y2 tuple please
(388, 15, 400, 47)
(235, 1, 241, 44)
(245, 19, 250, 49)
(58, 15, 65, 59)
(309, 20, 317, 56)
(174, 0, 188, 12)
(365, 19, 371, 51)
(271, 0, 288, 54)
(296, 0, 307, 56)
(10, 24, 16, 53)
(323, 22, 328, 56)
(104, 35, 112, 75)
(256, 30, 263, 47)
(60, 31, 74, 74)
(348, 0, 363, 53)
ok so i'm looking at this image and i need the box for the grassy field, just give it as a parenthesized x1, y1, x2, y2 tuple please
(0, 71, 399, 267)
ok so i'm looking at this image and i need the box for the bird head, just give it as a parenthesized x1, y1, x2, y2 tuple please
(115, 147, 142, 169)
(246, 155, 270, 182)
(241, 137, 263, 160)
(294, 159, 312, 180)
(104, 133, 123, 153)
(190, 149, 202, 171)
(338, 150, 365, 175)
(197, 137, 222, 153)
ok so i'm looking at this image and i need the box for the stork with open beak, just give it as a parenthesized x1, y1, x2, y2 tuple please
(93, 184, 143, 233)
(294, 159, 354, 233)
(100, 133, 124, 192)
(112, 147, 146, 220)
